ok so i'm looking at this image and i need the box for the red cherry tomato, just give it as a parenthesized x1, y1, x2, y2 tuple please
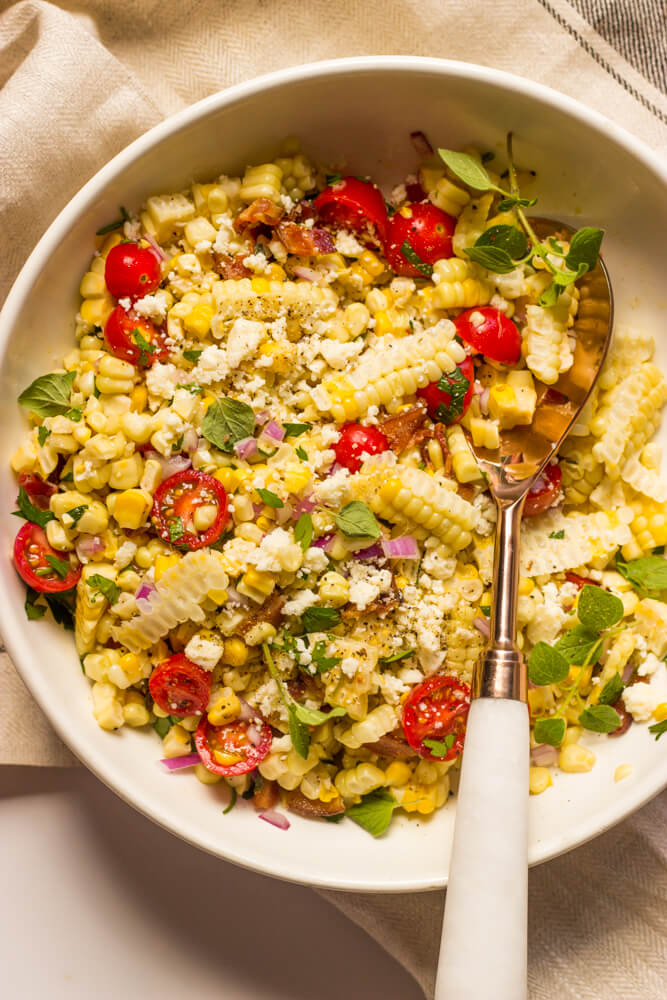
(13, 522, 81, 593)
(454, 307, 521, 366)
(417, 356, 475, 424)
(149, 653, 212, 717)
(314, 177, 389, 247)
(384, 203, 456, 277)
(17, 473, 57, 511)
(105, 306, 169, 367)
(523, 464, 563, 518)
(104, 242, 161, 300)
(565, 572, 597, 590)
(402, 674, 471, 761)
(195, 713, 273, 776)
(333, 423, 390, 473)
(152, 470, 229, 550)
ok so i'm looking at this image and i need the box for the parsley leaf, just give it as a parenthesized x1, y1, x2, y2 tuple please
(597, 672, 624, 706)
(346, 789, 399, 837)
(256, 488, 284, 508)
(528, 642, 570, 686)
(169, 517, 185, 544)
(132, 328, 157, 367)
(616, 554, 667, 596)
(553, 625, 602, 667)
(24, 587, 46, 621)
(577, 584, 624, 632)
(399, 240, 433, 277)
(579, 704, 621, 734)
(95, 206, 129, 235)
(302, 606, 342, 632)
(87, 574, 121, 605)
(437, 148, 496, 192)
(44, 589, 76, 630)
(45, 555, 71, 580)
(334, 500, 380, 539)
(533, 717, 565, 747)
(296, 445, 308, 461)
(183, 349, 203, 363)
(37, 426, 51, 446)
(310, 639, 341, 674)
(565, 227, 604, 273)
(549, 529, 565, 540)
(435, 366, 471, 423)
(283, 422, 312, 437)
(648, 719, 667, 741)
(291, 703, 346, 727)
(423, 734, 455, 757)
(12, 486, 55, 529)
(201, 396, 255, 453)
(288, 706, 311, 758)
(294, 512, 313, 552)
(153, 715, 180, 739)
(380, 649, 415, 665)
(63, 505, 88, 528)
(18, 371, 76, 418)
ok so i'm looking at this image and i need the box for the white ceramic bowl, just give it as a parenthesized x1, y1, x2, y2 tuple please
(2, 57, 666, 891)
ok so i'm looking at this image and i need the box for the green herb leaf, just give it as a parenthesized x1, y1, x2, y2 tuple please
(296, 445, 308, 461)
(25, 588, 46, 621)
(497, 195, 537, 211)
(346, 789, 399, 837)
(256, 488, 284, 509)
(565, 227, 604, 273)
(380, 649, 415, 665)
(283, 422, 312, 437)
(598, 672, 624, 706)
(45, 555, 71, 580)
(311, 639, 342, 674)
(64, 407, 83, 422)
(334, 500, 380, 539)
(201, 396, 256, 453)
(648, 718, 667, 741)
(554, 625, 602, 667)
(153, 715, 180, 739)
(292, 703, 346, 727)
(222, 787, 237, 814)
(44, 590, 76, 630)
(437, 149, 496, 192)
(616, 554, 667, 595)
(465, 245, 516, 273)
(12, 485, 55, 528)
(132, 328, 157, 367)
(579, 704, 621, 734)
(169, 517, 185, 544)
(302, 606, 342, 633)
(538, 282, 560, 308)
(325, 173, 343, 185)
(18, 371, 76, 418)
(183, 349, 203, 363)
(533, 717, 566, 747)
(87, 574, 121, 605)
(549, 529, 565, 539)
(528, 642, 570, 686)
(475, 224, 528, 259)
(399, 241, 433, 277)
(294, 513, 313, 552)
(288, 706, 311, 759)
(37, 426, 51, 446)
(435, 365, 471, 423)
(577, 584, 624, 632)
(423, 734, 455, 757)
(177, 384, 204, 395)
(63, 505, 88, 528)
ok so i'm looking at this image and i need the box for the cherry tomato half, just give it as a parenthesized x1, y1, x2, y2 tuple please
(454, 307, 521, 366)
(384, 203, 456, 277)
(333, 423, 390, 473)
(523, 463, 563, 518)
(105, 306, 169, 367)
(195, 714, 273, 776)
(565, 572, 597, 590)
(402, 674, 471, 761)
(152, 469, 229, 550)
(417, 356, 475, 425)
(17, 473, 57, 511)
(149, 653, 212, 717)
(104, 242, 161, 300)
(13, 522, 81, 593)
(314, 177, 389, 247)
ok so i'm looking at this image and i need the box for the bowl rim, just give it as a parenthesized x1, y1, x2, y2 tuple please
(2, 55, 666, 891)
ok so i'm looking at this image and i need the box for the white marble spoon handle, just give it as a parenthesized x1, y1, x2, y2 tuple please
(434, 697, 529, 1000)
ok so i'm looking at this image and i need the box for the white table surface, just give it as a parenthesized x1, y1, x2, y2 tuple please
(1, 765, 422, 1000)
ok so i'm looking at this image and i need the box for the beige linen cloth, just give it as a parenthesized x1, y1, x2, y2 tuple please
(1, 2, 666, 997)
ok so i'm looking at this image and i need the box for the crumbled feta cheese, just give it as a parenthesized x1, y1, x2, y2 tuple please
(252, 678, 289, 723)
(282, 589, 319, 616)
(118, 296, 132, 311)
(243, 252, 269, 273)
(421, 546, 456, 581)
(340, 656, 360, 679)
(132, 291, 171, 323)
(280, 194, 295, 213)
(334, 230, 365, 256)
(146, 363, 181, 400)
(251, 528, 302, 574)
(113, 541, 137, 569)
(194, 239, 213, 253)
(347, 564, 392, 610)
(226, 319, 265, 369)
(310, 386, 332, 412)
(637, 652, 663, 677)
(303, 547, 329, 574)
(313, 467, 350, 507)
(184, 635, 223, 672)
(622, 665, 667, 721)
(318, 338, 365, 370)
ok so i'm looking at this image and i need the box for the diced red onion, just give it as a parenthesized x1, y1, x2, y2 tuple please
(313, 532, 335, 550)
(144, 233, 168, 261)
(135, 580, 157, 602)
(182, 427, 199, 454)
(327, 462, 344, 476)
(75, 534, 105, 560)
(381, 536, 419, 559)
(311, 229, 335, 254)
(160, 752, 201, 771)
(354, 542, 384, 561)
(158, 454, 191, 477)
(259, 810, 290, 831)
(246, 725, 263, 747)
(255, 409, 271, 426)
(530, 744, 558, 766)
(293, 265, 320, 282)
(479, 387, 490, 416)
(263, 419, 285, 443)
(410, 130, 434, 157)
(234, 436, 258, 460)
(473, 617, 491, 639)
(226, 585, 251, 607)
(252, 502, 264, 518)
(291, 494, 315, 515)
(622, 662, 635, 683)
(237, 697, 256, 723)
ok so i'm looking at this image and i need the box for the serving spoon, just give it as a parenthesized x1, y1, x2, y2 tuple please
(434, 220, 613, 1000)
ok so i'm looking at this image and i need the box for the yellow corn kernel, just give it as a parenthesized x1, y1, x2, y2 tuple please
(256, 515, 274, 533)
(162, 724, 192, 758)
(183, 302, 214, 339)
(108, 489, 152, 530)
(79, 271, 106, 298)
(358, 250, 385, 277)
(258, 340, 295, 374)
(529, 766, 552, 795)
(527, 689, 546, 716)
(318, 571, 350, 607)
(130, 385, 147, 412)
(213, 748, 244, 767)
(559, 743, 596, 773)
(264, 263, 286, 282)
(348, 262, 373, 287)
(614, 764, 633, 783)
(221, 638, 249, 668)
(109, 453, 143, 490)
(207, 587, 228, 605)
(251, 276, 271, 294)
(237, 567, 276, 603)
(244, 621, 277, 646)
(80, 295, 114, 327)
(653, 702, 667, 722)
(400, 783, 438, 815)
(208, 688, 241, 726)
(385, 761, 412, 787)
(99, 232, 123, 257)
(374, 310, 393, 336)
(519, 577, 534, 596)
(213, 466, 244, 493)
(154, 553, 181, 581)
(394, 575, 408, 590)
(283, 463, 311, 495)
(194, 763, 222, 785)
(122, 690, 150, 727)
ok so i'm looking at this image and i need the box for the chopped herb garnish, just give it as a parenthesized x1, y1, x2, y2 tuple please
(256, 488, 284, 508)
(132, 328, 157, 367)
(616, 554, 667, 597)
(183, 349, 203, 363)
(37, 426, 51, 446)
(222, 788, 238, 814)
(87, 575, 121, 605)
(302, 606, 342, 633)
(578, 704, 622, 734)
(169, 517, 185, 544)
(549, 529, 565, 539)
(346, 789, 399, 837)
(201, 396, 255, 453)
(95, 206, 130, 236)
(334, 500, 380, 540)
(294, 512, 313, 552)
(12, 486, 55, 529)
(283, 422, 312, 437)
(423, 734, 455, 757)
(45, 555, 71, 580)
(648, 719, 667, 741)
(296, 445, 308, 461)
(18, 371, 76, 418)
(435, 366, 471, 424)
(399, 240, 433, 277)
(533, 717, 565, 747)
(379, 649, 415, 665)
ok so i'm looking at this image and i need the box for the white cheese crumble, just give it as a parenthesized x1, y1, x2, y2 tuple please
(622, 663, 667, 721)
(251, 528, 302, 574)
(146, 363, 181, 400)
(303, 547, 329, 574)
(113, 541, 137, 569)
(184, 635, 223, 672)
(132, 290, 171, 323)
(334, 230, 365, 256)
(340, 656, 360, 679)
(347, 563, 392, 610)
(313, 467, 350, 507)
(226, 319, 265, 369)
(282, 589, 319, 616)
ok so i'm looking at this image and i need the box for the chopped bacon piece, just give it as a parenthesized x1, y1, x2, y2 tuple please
(362, 729, 418, 759)
(284, 788, 345, 818)
(341, 584, 400, 621)
(276, 220, 335, 256)
(238, 595, 285, 637)
(378, 400, 428, 454)
(233, 197, 284, 233)
(252, 778, 280, 812)
(211, 252, 252, 279)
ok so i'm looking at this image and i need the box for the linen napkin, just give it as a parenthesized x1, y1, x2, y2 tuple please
(1, 2, 665, 996)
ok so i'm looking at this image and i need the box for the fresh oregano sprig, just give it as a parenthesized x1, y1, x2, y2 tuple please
(438, 133, 604, 305)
